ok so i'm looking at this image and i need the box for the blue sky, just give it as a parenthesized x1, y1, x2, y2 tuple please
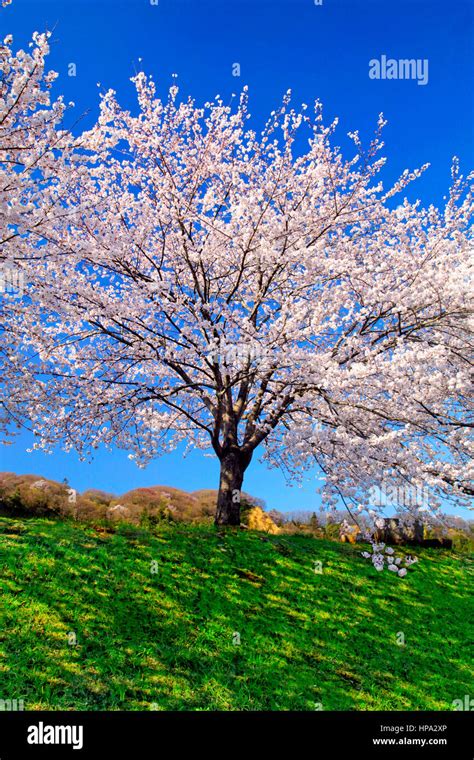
(1, 0, 473, 512)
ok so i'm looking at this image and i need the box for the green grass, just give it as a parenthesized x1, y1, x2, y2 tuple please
(0, 516, 472, 710)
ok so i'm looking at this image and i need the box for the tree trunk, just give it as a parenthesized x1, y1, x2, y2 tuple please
(215, 449, 249, 525)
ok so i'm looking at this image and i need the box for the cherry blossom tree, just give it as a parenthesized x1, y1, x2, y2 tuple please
(2, 71, 473, 525)
(0, 20, 72, 438)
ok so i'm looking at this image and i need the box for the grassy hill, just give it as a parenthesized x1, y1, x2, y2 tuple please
(0, 516, 472, 710)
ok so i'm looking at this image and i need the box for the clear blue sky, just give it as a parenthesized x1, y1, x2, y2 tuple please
(1, 0, 473, 512)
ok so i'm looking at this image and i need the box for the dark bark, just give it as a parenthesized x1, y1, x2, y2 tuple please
(215, 448, 251, 525)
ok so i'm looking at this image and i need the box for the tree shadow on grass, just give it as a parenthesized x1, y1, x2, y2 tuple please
(0, 519, 471, 710)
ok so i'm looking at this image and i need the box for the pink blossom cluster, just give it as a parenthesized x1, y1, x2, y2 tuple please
(361, 542, 418, 577)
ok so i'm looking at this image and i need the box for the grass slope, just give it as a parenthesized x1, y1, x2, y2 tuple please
(0, 517, 472, 710)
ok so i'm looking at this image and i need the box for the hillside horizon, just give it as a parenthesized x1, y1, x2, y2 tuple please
(1, 472, 472, 532)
